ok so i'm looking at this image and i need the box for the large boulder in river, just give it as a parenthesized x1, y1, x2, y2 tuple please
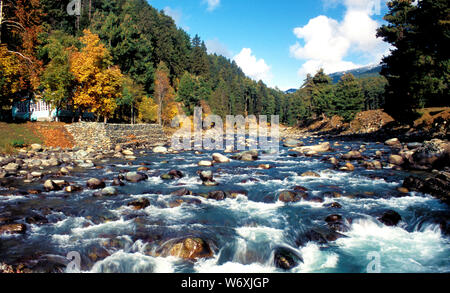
(208, 191, 226, 201)
(153, 146, 168, 154)
(296, 227, 346, 247)
(273, 246, 303, 271)
(125, 172, 148, 183)
(0, 223, 27, 235)
(160, 238, 213, 260)
(325, 214, 350, 232)
(402, 173, 450, 204)
(385, 138, 401, 147)
(86, 178, 106, 190)
(127, 198, 150, 210)
(44, 180, 62, 192)
(389, 155, 404, 166)
(198, 160, 213, 167)
(378, 210, 401, 226)
(212, 153, 230, 163)
(406, 139, 450, 170)
(171, 188, 192, 197)
(278, 190, 301, 203)
(291, 142, 331, 154)
(231, 150, 259, 161)
(342, 150, 363, 160)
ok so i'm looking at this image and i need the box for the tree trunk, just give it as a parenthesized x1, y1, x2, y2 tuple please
(104, 116, 107, 124)
(158, 96, 162, 125)
(0, 0, 3, 43)
(89, 0, 92, 21)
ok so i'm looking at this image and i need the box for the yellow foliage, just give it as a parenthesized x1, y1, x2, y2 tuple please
(0, 45, 21, 102)
(70, 30, 122, 119)
(138, 96, 158, 123)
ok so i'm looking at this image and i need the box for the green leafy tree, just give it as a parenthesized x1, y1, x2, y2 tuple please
(331, 74, 364, 122)
(377, 0, 450, 122)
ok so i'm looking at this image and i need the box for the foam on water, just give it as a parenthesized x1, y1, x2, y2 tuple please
(335, 218, 450, 273)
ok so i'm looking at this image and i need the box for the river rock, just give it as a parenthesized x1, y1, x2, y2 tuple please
(125, 172, 148, 183)
(198, 160, 213, 167)
(0, 223, 27, 235)
(44, 180, 62, 192)
(86, 178, 106, 190)
(153, 146, 168, 153)
(127, 198, 150, 210)
(278, 190, 300, 203)
(231, 150, 259, 161)
(208, 191, 226, 201)
(389, 155, 404, 166)
(324, 202, 343, 209)
(101, 187, 118, 196)
(31, 171, 42, 178)
(378, 210, 401, 226)
(291, 142, 331, 154)
(31, 144, 43, 152)
(199, 170, 213, 182)
(301, 171, 320, 177)
(342, 150, 363, 160)
(296, 227, 346, 247)
(385, 138, 401, 147)
(171, 188, 192, 197)
(273, 246, 303, 271)
(325, 214, 350, 232)
(65, 185, 83, 193)
(168, 170, 184, 179)
(402, 173, 450, 204)
(161, 238, 213, 260)
(406, 139, 450, 170)
(212, 153, 230, 163)
(122, 149, 134, 156)
(3, 163, 19, 173)
(339, 162, 355, 172)
(283, 139, 304, 148)
(60, 167, 70, 175)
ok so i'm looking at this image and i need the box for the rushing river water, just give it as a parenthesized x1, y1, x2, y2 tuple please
(1, 137, 449, 273)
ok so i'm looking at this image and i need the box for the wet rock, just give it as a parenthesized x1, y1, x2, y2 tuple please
(342, 150, 363, 160)
(378, 210, 401, 226)
(198, 170, 213, 182)
(127, 198, 150, 210)
(168, 170, 184, 179)
(258, 164, 271, 170)
(372, 160, 382, 169)
(339, 162, 355, 172)
(44, 180, 62, 192)
(0, 172, 6, 179)
(385, 138, 401, 147)
(31, 144, 43, 152)
(397, 187, 409, 194)
(296, 227, 346, 247)
(25, 214, 48, 225)
(160, 237, 213, 260)
(198, 160, 213, 167)
(0, 223, 27, 235)
(31, 171, 43, 178)
(278, 190, 300, 203)
(161, 174, 174, 180)
(283, 139, 304, 148)
(208, 191, 226, 201)
(324, 202, 342, 209)
(112, 178, 125, 186)
(101, 187, 118, 196)
(389, 155, 404, 166)
(86, 178, 106, 190)
(27, 189, 41, 195)
(212, 153, 230, 163)
(301, 171, 320, 177)
(153, 146, 168, 153)
(231, 150, 259, 161)
(3, 163, 19, 173)
(122, 149, 134, 156)
(325, 214, 350, 232)
(293, 186, 308, 192)
(225, 190, 248, 199)
(273, 246, 303, 271)
(291, 142, 331, 154)
(65, 185, 83, 193)
(60, 167, 70, 175)
(402, 174, 450, 204)
(406, 139, 450, 170)
(125, 172, 148, 183)
(171, 188, 192, 197)
(137, 166, 149, 172)
(328, 157, 339, 166)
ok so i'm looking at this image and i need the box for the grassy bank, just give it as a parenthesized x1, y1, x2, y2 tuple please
(0, 122, 43, 154)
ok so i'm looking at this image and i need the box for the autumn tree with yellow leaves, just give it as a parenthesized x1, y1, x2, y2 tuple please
(70, 30, 123, 122)
(0, 45, 21, 106)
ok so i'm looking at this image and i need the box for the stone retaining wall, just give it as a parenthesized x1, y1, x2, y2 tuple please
(65, 122, 168, 149)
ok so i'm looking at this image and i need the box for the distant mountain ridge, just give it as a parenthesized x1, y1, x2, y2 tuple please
(328, 64, 382, 84)
(285, 65, 383, 94)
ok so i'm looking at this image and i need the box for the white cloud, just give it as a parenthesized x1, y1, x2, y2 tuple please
(205, 38, 232, 58)
(291, 0, 391, 79)
(233, 48, 273, 85)
(204, 0, 220, 11)
(163, 7, 182, 24)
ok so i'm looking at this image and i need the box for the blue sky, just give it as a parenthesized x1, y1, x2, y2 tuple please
(147, 0, 391, 91)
